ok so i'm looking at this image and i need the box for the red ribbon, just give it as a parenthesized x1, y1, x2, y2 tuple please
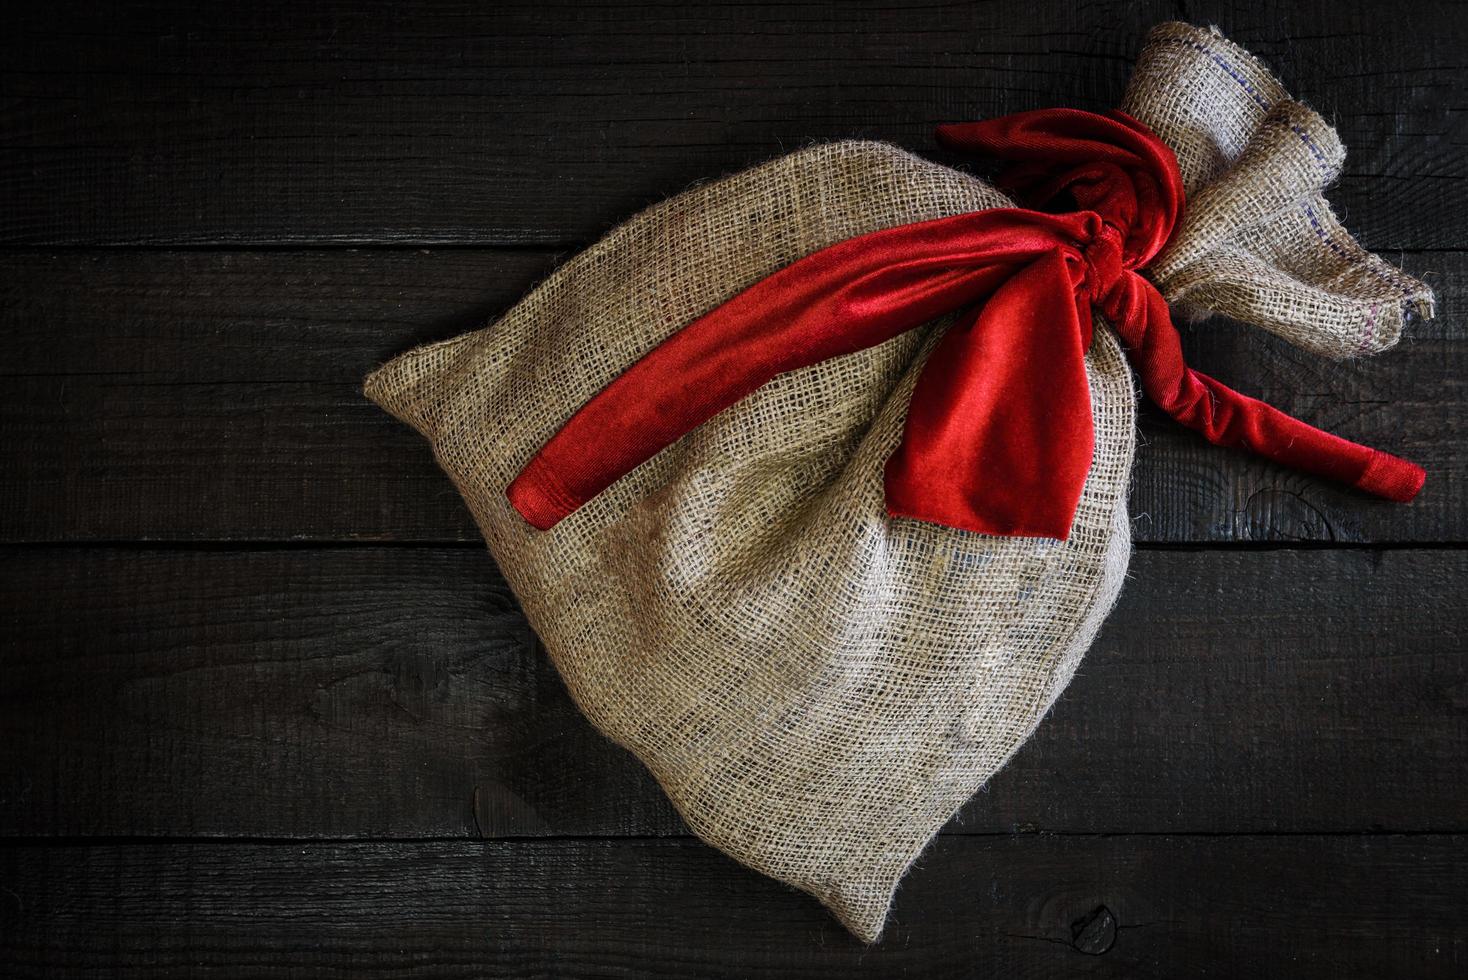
(508, 109, 1424, 539)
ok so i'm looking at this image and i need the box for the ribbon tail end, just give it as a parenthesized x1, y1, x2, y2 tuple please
(506, 456, 577, 531)
(1354, 450, 1426, 503)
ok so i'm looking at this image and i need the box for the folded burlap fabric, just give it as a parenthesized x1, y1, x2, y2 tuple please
(365, 23, 1430, 942)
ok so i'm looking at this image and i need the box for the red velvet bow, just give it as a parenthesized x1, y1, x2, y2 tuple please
(508, 109, 1424, 539)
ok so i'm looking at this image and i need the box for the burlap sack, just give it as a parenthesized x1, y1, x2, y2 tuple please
(365, 23, 1430, 942)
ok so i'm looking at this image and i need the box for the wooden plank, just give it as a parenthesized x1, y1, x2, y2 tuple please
(1, 835, 1463, 977)
(3, 0, 1463, 248)
(2, 547, 1462, 839)
(1, 248, 1461, 544)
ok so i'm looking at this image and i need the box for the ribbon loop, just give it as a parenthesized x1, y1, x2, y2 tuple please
(938, 109, 1183, 270)
(507, 110, 1424, 537)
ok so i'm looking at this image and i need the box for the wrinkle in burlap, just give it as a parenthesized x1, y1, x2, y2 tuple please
(365, 23, 1430, 942)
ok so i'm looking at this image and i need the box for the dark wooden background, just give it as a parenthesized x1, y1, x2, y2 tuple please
(2, 1, 1464, 976)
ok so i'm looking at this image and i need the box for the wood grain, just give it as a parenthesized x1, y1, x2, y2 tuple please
(2, 547, 1462, 840)
(1, 248, 1460, 544)
(3, 0, 1463, 248)
(2, 835, 1463, 978)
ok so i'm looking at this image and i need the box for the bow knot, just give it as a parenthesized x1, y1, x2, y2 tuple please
(1079, 219, 1129, 311)
(507, 109, 1424, 539)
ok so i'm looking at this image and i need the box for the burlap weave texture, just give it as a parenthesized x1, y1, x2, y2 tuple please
(365, 23, 1430, 942)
